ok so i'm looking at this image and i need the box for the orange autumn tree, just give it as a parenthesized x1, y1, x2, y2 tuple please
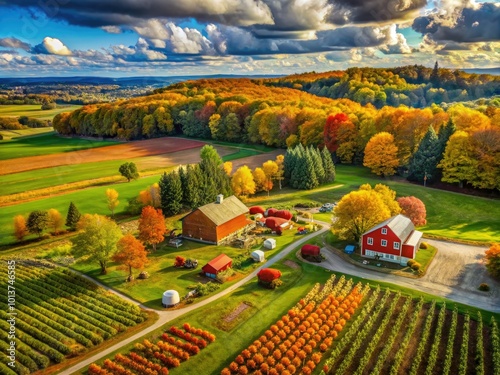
(112, 234, 148, 281)
(397, 196, 427, 226)
(138, 206, 166, 251)
(363, 132, 399, 177)
(485, 243, 500, 278)
(13, 215, 28, 241)
(138, 183, 161, 208)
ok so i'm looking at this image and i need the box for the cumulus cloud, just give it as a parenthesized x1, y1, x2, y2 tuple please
(0, 37, 31, 51)
(379, 25, 413, 54)
(110, 38, 167, 61)
(413, 2, 500, 43)
(31, 37, 72, 56)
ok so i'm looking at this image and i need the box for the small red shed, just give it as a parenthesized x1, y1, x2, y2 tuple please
(301, 244, 320, 256)
(265, 217, 289, 231)
(257, 268, 282, 282)
(202, 254, 232, 279)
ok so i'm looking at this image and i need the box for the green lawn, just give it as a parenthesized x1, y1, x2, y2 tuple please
(0, 127, 54, 140)
(0, 175, 163, 246)
(0, 132, 119, 160)
(0, 104, 81, 120)
(71, 229, 304, 310)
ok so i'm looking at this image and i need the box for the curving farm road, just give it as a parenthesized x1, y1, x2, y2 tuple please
(60, 222, 500, 374)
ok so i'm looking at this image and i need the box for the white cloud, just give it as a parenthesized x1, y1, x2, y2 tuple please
(33, 37, 72, 56)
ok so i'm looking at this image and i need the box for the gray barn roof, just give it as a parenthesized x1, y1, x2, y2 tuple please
(364, 214, 415, 241)
(194, 195, 248, 226)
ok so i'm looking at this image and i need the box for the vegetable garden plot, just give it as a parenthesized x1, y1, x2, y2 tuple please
(0, 261, 148, 374)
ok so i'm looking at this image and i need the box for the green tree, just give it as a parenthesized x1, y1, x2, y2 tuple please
(159, 171, 183, 216)
(438, 131, 477, 188)
(309, 146, 325, 183)
(27, 210, 49, 238)
(407, 126, 440, 183)
(321, 146, 336, 183)
(184, 164, 202, 209)
(200, 145, 223, 167)
(119, 162, 139, 182)
(66, 202, 81, 231)
(71, 214, 123, 275)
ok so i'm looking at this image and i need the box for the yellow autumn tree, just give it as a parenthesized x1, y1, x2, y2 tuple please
(363, 132, 399, 177)
(253, 167, 267, 193)
(231, 166, 256, 197)
(13, 215, 28, 241)
(223, 161, 233, 176)
(48, 208, 64, 235)
(359, 183, 401, 216)
(106, 189, 120, 218)
(332, 189, 391, 242)
(262, 160, 279, 195)
(438, 131, 478, 188)
(275, 154, 285, 189)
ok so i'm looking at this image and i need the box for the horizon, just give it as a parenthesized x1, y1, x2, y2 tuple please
(0, 1, 499, 76)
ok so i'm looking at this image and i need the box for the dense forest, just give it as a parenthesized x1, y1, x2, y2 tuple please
(52, 66, 500, 191)
(267, 64, 500, 108)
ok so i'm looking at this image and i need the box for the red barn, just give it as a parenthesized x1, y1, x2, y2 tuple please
(182, 195, 252, 244)
(301, 244, 320, 256)
(361, 214, 423, 265)
(202, 254, 232, 278)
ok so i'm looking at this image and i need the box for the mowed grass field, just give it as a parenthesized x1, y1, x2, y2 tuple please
(0, 127, 54, 140)
(0, 104, 81, 120)
(0, 132, 119, 160)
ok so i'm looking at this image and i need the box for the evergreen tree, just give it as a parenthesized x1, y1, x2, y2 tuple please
(283, 147, 296, 182)
(435, 119, 456, 180)
(303, 150, 319, 189)
(178, 166, 187, 203)
(321, 146, 336, 183)
(290, 155, 305, 189)
(159, 171, 183, 216)
(309, 146, 325, 183)
(27, 210, 49, 238)
(430, 61, 440, 87)
(66, 202, 81, 230)
(407, 126, 440, 183)
(184, 164, 201, 209)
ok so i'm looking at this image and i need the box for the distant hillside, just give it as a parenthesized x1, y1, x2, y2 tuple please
(463, 67, 500, 76)
(266, 65, 500, 108)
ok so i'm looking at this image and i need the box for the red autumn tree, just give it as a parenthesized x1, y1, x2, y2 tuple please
(138, 206, 166, 251)
(112, 234, 148, 281)
(324, 113, 351, 152)
(397, 196, 427, 226)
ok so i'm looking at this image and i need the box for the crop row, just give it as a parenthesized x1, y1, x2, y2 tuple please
(89, 324, 216, 375)
(442, 307, 459, 375)
(358, 295, 412, 375)
(13, 268, 133, 329)
(458, 314, 470, 375)
(408, 301, 436, 375)
(223, 278, 368, 375)
(0, 328, 50, 369)
(476, 312, 484, 375)
(492, 318, 500, 375)
(424, 303, 446, 375)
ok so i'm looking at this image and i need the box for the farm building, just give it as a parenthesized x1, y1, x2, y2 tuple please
(201, 254, 233, 278)
(162, 290, 180, 307)
(265, 217, 290, 231)
(361, 214, 423, 265)
(182, 195, 252, 244)
(251, 250, 265, 262)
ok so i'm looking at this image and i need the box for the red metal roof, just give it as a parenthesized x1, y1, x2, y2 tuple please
(204, 253, 232, 272)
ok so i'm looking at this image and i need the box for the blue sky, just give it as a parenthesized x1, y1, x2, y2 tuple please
(0, 0, 499, 77)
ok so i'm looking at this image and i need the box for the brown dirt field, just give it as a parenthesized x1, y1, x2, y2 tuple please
(0, 137, 207, 175)
(230, 149, 283, 171)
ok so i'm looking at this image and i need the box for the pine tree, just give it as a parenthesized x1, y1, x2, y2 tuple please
(66, 202, 81, 231)
(309, 146, 325, 183)
(407, 126, 440, 183)
(430, 61, 440, 87)
(303, 150, 319, 189)
(159, 171, 183, 216)
(283, 147, 296, 182)
(321, 146, 336, 183)
(435, 119, 456, 181)
(184, 164, 201, 209)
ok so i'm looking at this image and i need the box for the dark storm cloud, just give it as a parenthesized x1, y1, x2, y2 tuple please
(0, 0, 274, 27)
(326, 0, 427, 25)
(412, 3, 500, 43)
(0, 37, 31, 51)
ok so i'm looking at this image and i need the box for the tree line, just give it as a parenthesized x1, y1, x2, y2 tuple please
(52, 72, 499, 192)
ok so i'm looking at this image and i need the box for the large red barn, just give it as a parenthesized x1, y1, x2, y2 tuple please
(182, 195, 252, 244)
(361, 214, 423, 265)
(202, 254, 232, 278)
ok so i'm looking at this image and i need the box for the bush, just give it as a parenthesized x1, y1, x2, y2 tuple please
(420, 242, 429, 249)
(411, 262, 421, 271)
(41, 102, 57, 110)
(407, 259, 416, 267)
(138, 271, 150, 279)
(478, 283, 490, 291)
